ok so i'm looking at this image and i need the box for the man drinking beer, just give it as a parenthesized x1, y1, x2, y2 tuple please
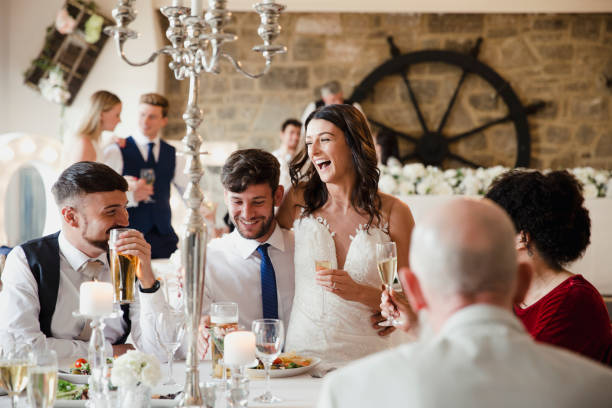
(0, 162, 169, 360)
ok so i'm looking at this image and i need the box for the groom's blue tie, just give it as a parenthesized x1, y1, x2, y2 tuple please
(257, 243, 279, 319)
(145, 142, 155, 167)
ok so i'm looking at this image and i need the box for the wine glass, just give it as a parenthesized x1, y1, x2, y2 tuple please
(154, 309, 186, 386)
(252, 319, 284, 403)
(27, 349, 58, 408)
(0, 334, 32, 408)
(140, 168, 155, 203)
(376, 241, 399, 327)
(315, 260, 331, 318)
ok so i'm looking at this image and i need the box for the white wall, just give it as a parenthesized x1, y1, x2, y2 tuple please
(3, 0, 164, 142)
(0, 1, 10, 130)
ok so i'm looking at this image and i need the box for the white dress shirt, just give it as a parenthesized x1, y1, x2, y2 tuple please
(102, 130, 188, 207)
(318, 304, 612, 408)
(0, 232, 170, 361)
(203, 223, 294, 331)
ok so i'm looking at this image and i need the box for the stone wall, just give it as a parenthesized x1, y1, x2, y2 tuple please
(163, 13, 612, 170)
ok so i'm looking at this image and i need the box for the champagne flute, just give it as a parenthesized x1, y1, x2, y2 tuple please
(252, 319, 284, 403)
(0, 334, 32, 408)
(315, 260, 331, 318)
(27, 349, 58, 408)
(140, 168, 155, 203)
(376, 241, 399, 327)
(154, 309, 186, 386)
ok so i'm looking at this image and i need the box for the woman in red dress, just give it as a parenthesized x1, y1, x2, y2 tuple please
(486, 169, 612, 366)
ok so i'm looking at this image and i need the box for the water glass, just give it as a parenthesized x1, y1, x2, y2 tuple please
(252, 319, 284, 403)
(226, 375, 249, 408)
(27, 349, 58, 408)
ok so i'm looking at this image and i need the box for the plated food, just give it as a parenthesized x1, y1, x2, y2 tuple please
(248, 352, 320, 378)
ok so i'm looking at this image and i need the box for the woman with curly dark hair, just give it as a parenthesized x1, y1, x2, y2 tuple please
(486, 169, 612, 366)
(277, 104, 415, 367)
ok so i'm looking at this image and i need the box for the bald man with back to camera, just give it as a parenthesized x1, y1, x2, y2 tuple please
(318, 198, 612, 408)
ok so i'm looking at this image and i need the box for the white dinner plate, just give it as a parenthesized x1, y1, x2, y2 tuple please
(58, 372, 90, 384)
(247, 357, 321, 378)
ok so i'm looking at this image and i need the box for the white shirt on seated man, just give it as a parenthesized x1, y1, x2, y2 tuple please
(318, 198, 612, 408)
(0, 162, 173, 362)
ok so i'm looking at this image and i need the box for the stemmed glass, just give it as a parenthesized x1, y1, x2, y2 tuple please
(154, 309, 186, 386)
(0, 334, 32, 408)
(252, 319, 284, 403)
(140, 168, 155, 203)
(27, 349, 58, 408)
(376, 242, 399, 326)
(315, 260, 331, 318)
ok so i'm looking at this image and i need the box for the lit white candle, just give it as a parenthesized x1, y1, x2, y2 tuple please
(224, 331, 256, 366)
(191, 0, 203, 16)
(79, 281, 114, 316)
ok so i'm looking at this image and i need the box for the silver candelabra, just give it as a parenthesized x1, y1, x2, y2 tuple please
(104, 1, 286, 406)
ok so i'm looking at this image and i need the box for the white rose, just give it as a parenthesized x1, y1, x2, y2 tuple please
(606, 179, 612, 198)
(432, 181, 454, 195)
(582, 183, 598, 198)
(378, 174, 397, 194)
(416, 176, 434, 195)
(398, 180, 416, 195)
(403, 163, 426, 180)
(460, 175, 482, 196)
(594, 172, 608, 186)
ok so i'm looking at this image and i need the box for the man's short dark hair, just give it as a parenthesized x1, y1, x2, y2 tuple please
(221, 149, 280, 193)
(281, 119, 302, 132)
(52, 161, 128, 205)
(140, 93, 169, 117)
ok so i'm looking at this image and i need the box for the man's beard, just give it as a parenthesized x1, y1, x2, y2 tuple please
(233, 209, 275, 240)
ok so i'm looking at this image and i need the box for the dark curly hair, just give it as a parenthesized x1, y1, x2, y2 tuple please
(485, 169, 591, 270)
(289, 104, 382, 230)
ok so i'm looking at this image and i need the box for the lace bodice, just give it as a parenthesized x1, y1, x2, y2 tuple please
(285, 214, 400, 367)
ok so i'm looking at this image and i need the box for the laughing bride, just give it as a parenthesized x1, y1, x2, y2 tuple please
(277, 104, 415, 368)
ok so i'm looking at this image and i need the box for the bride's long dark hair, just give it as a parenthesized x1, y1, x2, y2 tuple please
(289, 104, 382, 230)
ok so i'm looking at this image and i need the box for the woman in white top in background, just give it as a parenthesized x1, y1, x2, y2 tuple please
(278, 104, 415, 367)
(67, 90, 122, 163)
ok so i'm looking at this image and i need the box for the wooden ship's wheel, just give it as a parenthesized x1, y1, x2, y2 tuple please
(350, 37, 545, 168)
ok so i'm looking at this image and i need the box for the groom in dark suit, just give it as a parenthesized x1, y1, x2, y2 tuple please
(103, 93, 180, 259)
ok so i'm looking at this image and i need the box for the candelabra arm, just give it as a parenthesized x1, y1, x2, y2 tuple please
(115, 37, 174, 67)
(220, 52, 272, 79)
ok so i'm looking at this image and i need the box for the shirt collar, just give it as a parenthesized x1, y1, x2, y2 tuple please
(58, 231, 108, 272)
(133, 129, 160, 147)
(231, 221, 286, 260)
(438, 304, 525, 338)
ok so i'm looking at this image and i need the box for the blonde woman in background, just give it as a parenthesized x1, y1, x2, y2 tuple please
(66, 90, 122, 163)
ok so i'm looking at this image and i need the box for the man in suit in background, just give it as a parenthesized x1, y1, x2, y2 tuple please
(104, 93, 186, 259)
(318, 198, 612, 408)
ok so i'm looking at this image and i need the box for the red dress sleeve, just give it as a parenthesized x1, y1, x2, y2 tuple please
(515, 275, 612, 366)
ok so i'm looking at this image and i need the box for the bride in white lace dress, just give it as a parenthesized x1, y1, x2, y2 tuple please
(278, 104, 415, 367)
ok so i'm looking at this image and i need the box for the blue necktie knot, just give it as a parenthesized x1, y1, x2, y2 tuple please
(257, 243, 279, 319)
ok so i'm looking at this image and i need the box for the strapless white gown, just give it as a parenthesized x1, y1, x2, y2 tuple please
(285, 214, 401, 367)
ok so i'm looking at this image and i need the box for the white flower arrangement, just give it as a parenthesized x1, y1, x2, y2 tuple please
(38, 67, 71, 105)
(379, 161, 612, 198)
(110, 350, 161, 388)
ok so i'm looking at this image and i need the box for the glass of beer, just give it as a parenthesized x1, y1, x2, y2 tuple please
(109, 228, 139, 304)
(376, 241, 398, 327)
(27, 349, 57, 408)
(210, 302, 238, 379)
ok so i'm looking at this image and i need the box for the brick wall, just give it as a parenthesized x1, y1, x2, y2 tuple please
(163, 13, 612, 170)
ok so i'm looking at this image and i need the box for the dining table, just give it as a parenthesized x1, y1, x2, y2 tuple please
(0, 358, 324, 408)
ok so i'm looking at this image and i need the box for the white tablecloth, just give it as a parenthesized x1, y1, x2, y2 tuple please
(0, 360, 322, 408)
(401, 196, 612, 295)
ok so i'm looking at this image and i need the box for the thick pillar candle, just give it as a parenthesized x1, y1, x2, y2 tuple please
(80, 281, 114, 316)
(191, 0, 203, 16)
(224, 331, 256, 366)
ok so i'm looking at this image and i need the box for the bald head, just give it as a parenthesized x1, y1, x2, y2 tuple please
(409, 198, 518, 299)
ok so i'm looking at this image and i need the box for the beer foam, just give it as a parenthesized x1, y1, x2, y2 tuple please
(210, 316, 238, 324)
